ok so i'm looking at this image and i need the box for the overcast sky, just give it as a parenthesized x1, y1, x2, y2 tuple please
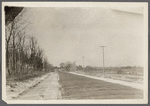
(22, 7, 144, 67)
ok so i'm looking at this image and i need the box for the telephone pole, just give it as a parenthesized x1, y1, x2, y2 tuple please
(99, 46, 106, 76)
(82, 56, 84, 71)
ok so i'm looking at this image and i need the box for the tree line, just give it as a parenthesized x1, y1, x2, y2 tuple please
(5, 9, 53, 78)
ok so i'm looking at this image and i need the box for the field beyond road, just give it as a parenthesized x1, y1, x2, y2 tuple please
(58, 71, 143, 99)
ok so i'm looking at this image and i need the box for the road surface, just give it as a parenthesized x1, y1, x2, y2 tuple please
(58, 71, 143, 99)
(14, 70, 143, 100)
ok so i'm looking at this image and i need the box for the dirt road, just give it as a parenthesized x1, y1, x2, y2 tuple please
(14, 71, 61, 100)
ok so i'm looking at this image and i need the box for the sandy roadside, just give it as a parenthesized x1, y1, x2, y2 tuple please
(6, 72, 51, 100)
(6, 71, 62, 100)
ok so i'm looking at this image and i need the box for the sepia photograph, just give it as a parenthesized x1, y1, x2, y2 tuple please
(2, 2, 148, 104)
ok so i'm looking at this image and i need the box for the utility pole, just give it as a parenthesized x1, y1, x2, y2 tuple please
(99, 46, 106, 76)
(82, 56, 84, 71)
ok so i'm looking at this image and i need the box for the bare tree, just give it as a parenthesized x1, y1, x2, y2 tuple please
(60, 63, 65, 68)
(5, 7, 53, 79)
(5, 8, 30, 76)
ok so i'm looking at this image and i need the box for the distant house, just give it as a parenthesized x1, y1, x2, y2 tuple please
(65, 61, 76, 72)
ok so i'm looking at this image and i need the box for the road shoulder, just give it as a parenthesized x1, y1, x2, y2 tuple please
(68, 72, 143, 90)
